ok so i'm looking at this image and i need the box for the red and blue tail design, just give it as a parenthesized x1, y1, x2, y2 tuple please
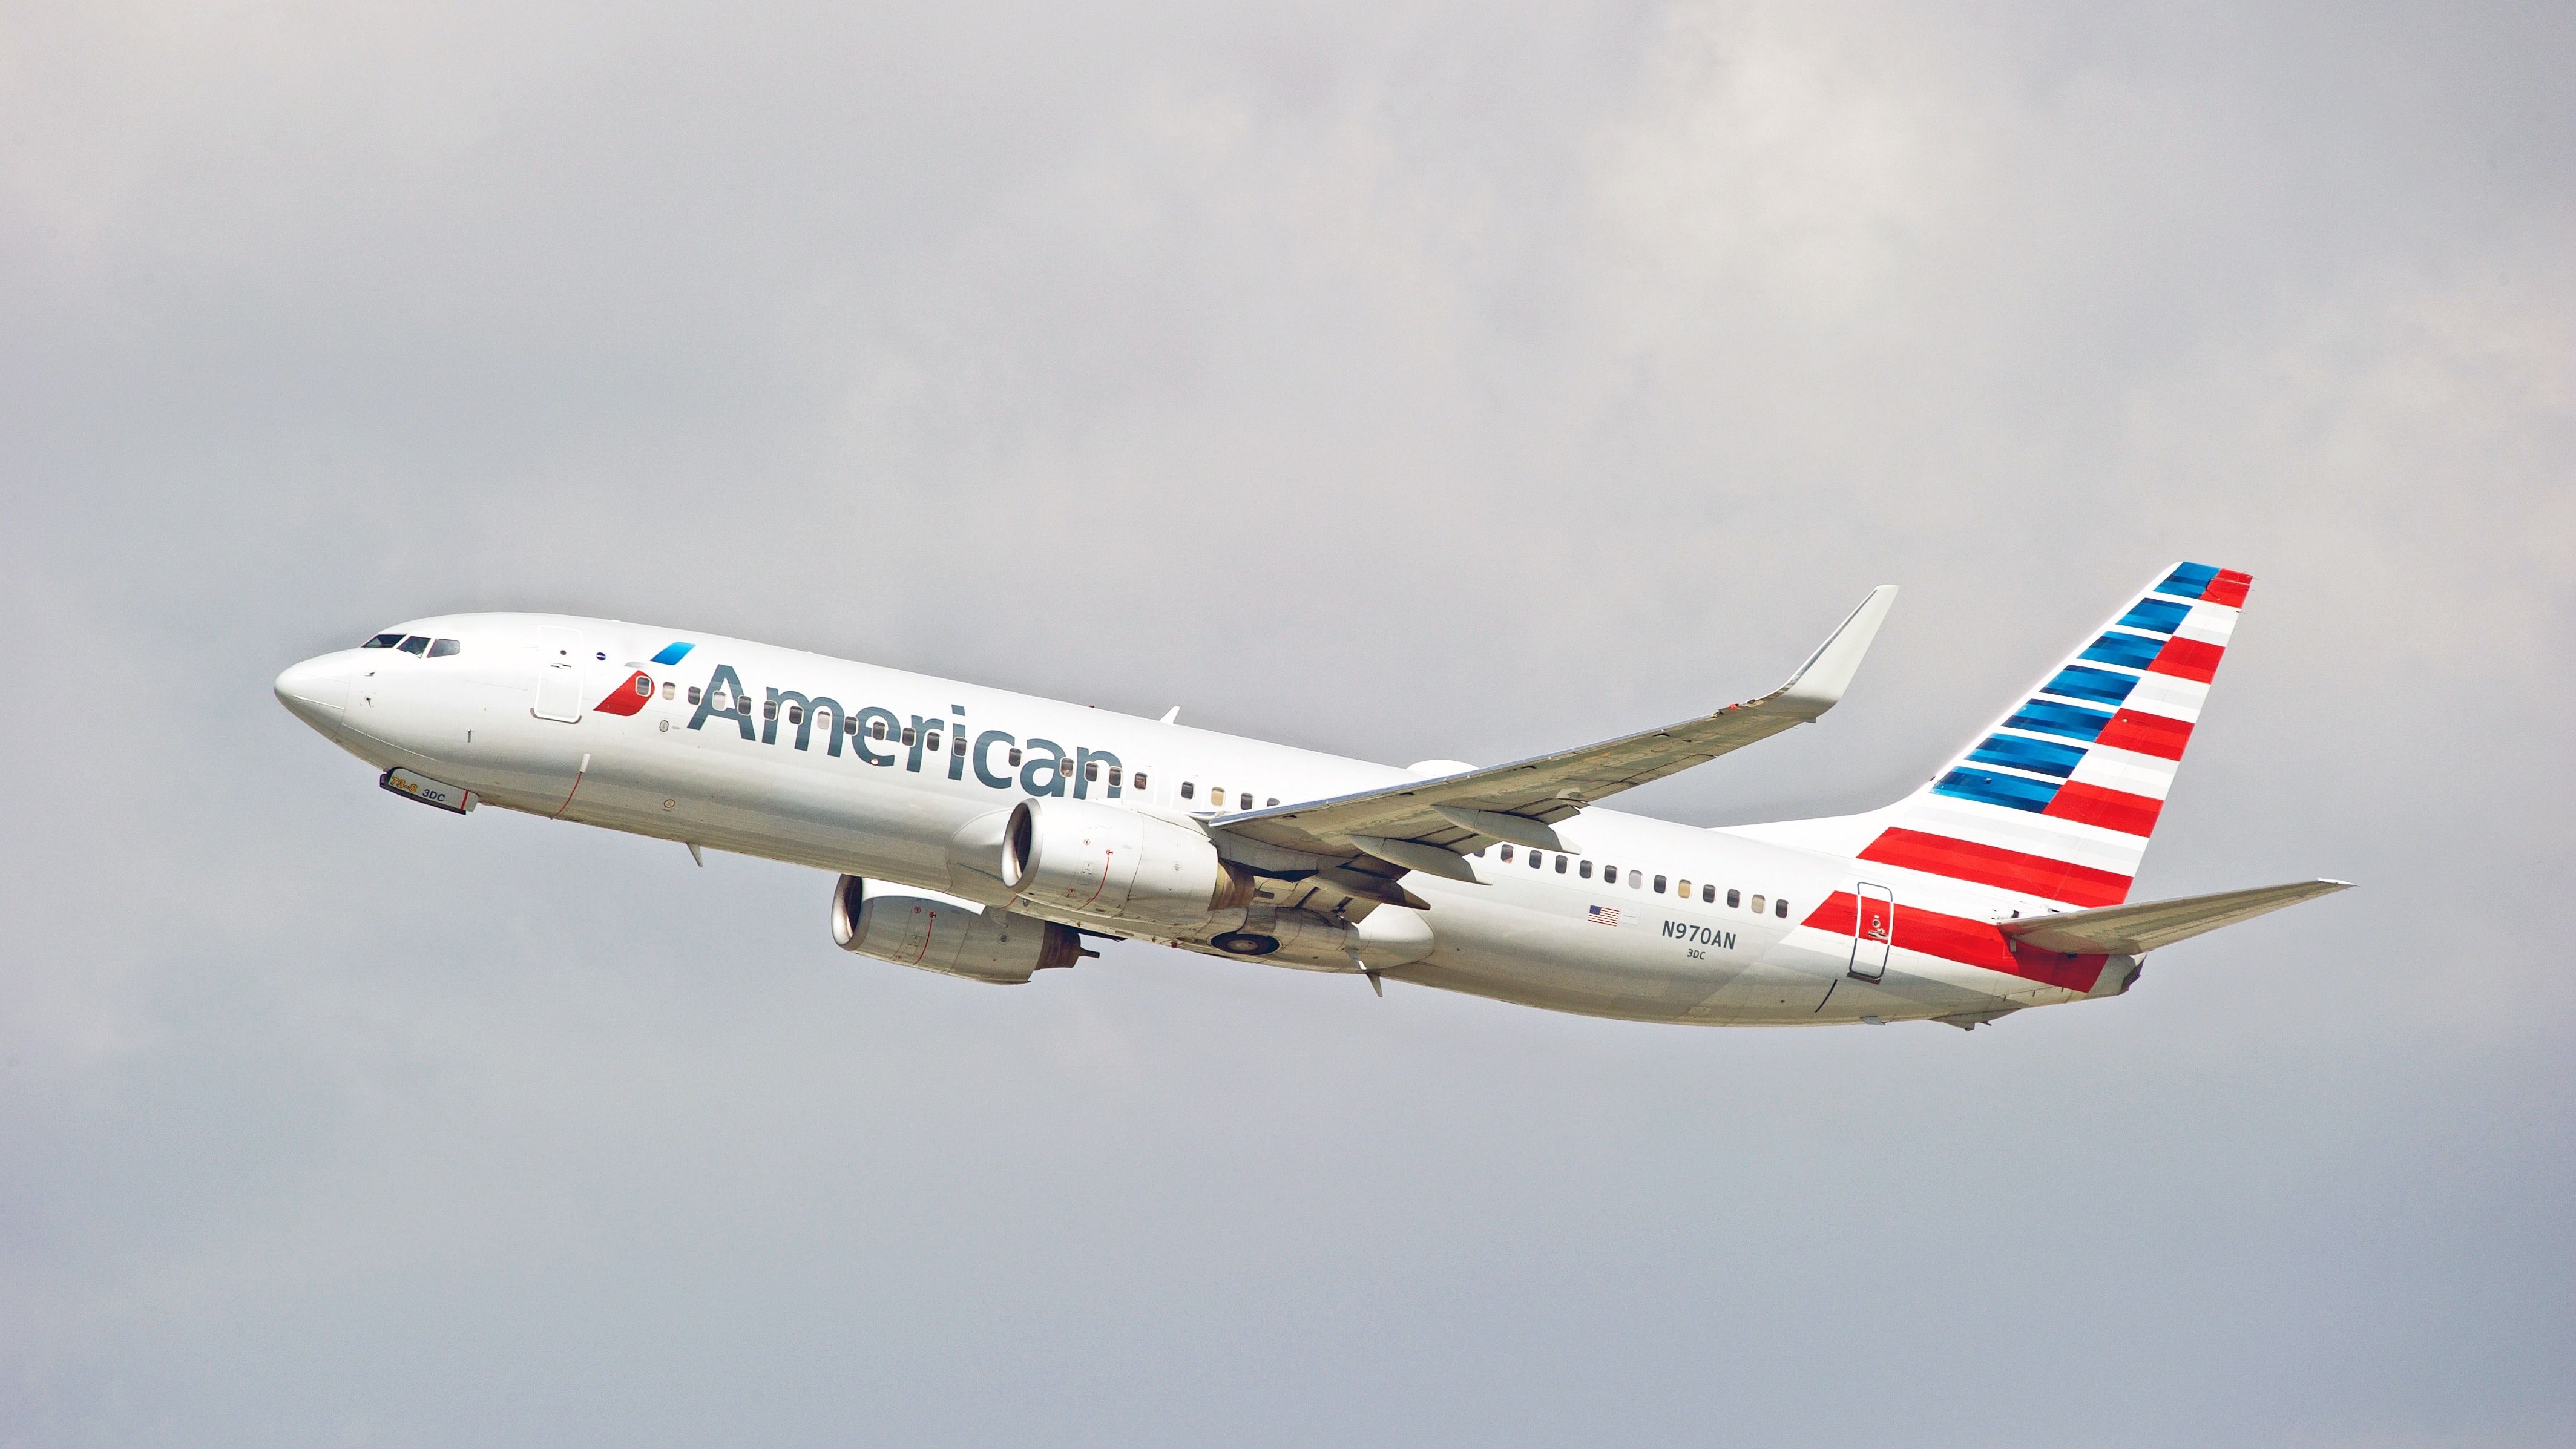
(1858, 562, 2250, 908)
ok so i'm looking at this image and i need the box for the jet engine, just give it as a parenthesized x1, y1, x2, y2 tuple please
(830, 875, 1086, 984)
(1000, 798, 1255, 926)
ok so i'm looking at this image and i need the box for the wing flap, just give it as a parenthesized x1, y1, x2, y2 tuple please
(2000, 879, 2353, 956)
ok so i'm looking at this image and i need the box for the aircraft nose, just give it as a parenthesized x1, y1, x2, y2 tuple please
(274, 652, 350, 740)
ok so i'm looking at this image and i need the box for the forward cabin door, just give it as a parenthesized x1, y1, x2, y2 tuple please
(533, 625, 585, 723)
(1849, 882, 1894, 981)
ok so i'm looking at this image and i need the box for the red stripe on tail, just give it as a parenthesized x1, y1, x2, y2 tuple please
(2202, 570, 2253, 609)
(2093, 708, 2193, 761)
(1858, 828, 2132, 907)
(2043, 781, 2165, 835)
(2150, 636, 2224, 683)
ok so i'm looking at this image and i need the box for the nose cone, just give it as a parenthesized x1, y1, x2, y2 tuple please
(274, 653, 350, 740)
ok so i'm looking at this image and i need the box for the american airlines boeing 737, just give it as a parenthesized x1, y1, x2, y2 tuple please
(274, 563, 2346, 1028)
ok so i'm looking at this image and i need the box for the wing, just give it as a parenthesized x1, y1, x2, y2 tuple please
(2000, 879, 2353, 956)
(1215, 586, 1898, 869)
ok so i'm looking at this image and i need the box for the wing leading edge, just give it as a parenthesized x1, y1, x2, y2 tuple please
(1215, 585, 1899, 868)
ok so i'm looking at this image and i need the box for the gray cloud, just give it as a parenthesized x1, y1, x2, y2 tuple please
(3, 2, 2570, 1444)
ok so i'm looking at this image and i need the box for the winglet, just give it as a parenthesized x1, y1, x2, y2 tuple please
(1772, 585, 1898, 717)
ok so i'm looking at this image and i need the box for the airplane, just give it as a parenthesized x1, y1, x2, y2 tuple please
(273, 562, 2347, 1030)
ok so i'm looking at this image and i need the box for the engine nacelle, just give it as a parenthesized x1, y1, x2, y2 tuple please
(830, 875, 1085, 984)
(1000, 798, 1254, 926)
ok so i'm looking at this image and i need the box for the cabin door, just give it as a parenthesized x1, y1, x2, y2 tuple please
(533, 625, 585, 723)
(1849, 882, 1894, 982)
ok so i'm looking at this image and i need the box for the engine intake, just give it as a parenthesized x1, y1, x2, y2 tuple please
(1001, 798, 1253, 925)
(830, 875, 1086, 984)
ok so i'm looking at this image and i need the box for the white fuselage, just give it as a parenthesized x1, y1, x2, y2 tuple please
(276, 613, 2128, 1027)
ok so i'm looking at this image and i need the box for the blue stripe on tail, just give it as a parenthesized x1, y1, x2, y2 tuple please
(2115, 597, 2192, 634)
(2041, 665, 2139, 706)
(2003, 699, 2114, 743)
(1966, 733, 2088, 778)
(2152, 563, 2218, 600)
(1930, 768, 2063, 813)
(2079, 632, 2164, 669)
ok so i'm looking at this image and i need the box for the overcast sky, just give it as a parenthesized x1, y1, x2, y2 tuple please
(4, 2, 2571, 1444)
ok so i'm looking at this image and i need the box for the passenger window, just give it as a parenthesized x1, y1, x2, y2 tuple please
(1727, 889, 1740, 908)
(873, 720, 889, 741)
(1530, 850, 1543, 869)
(1008, 747, 1023, 767)
(1084, 761, 1099, 783)
(1499, 846, 1514, 863)
(662, 682, 676, 701)
(364, 633, 403, 649)
(953, 734, 965, 755)
(901, 727, 915, 746)
(735, 696, 751, 716)
(1579, 861, 1593, 879)
(427, 638, 461, 657)
(787, 705, 803, 724)
(844, 718, 858, 735)
(687, 686, 702, 705)
(1629, 870, 1642, 889)
(396, 636, 429, 656)
(1555, 855, 1567, 873)
(1181, 781, 1195, 800)
(1212, 787, 1227, 807)
(1776, 898, 1789, 918)
(1653, 875, 1667, 893)
(1267, 797, 1280, 807)
(1133, 772, 1148, 790)
(1701, 884, 1715, 904)
(764, 701, 780, 720)
(1750, 893, 1766, 913)
(1678, 879, 1690, 898)
(924, 731, 941, 752)
(1108, 767, 1123, 787)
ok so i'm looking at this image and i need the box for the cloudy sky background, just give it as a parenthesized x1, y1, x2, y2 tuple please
(4, 1, 2571, 1442)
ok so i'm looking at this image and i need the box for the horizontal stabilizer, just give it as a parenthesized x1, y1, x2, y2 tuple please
(2000, 879, 2352, 956)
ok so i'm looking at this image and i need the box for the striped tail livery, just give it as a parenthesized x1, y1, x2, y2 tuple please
(1860, 562, 2251, 908)
(1743, 560, 2347, 1025)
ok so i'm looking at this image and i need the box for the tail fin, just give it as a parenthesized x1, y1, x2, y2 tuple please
(1856, 562, 2253, 908)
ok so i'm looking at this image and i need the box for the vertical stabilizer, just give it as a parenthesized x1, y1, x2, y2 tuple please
(1852, 562, 2252, 907)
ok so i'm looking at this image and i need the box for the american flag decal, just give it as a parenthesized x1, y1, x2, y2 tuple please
(1587, 905, 1621, 927)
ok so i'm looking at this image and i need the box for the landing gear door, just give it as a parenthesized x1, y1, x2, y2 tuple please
(1850, 882, 1894, 982)
(533, 625, 584, 723)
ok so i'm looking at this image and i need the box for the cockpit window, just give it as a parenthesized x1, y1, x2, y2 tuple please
(396, 636, 429, 656)
(364, 633, 404, 648)
(427, 638, 461, 657)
